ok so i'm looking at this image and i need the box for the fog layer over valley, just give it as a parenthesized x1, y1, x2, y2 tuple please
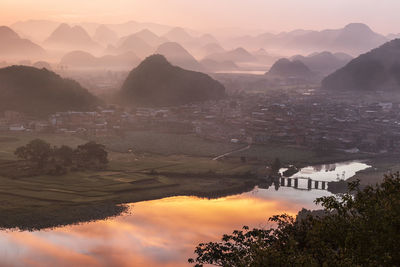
(1, 6, 400, 266)
(0, 20, 395, 75)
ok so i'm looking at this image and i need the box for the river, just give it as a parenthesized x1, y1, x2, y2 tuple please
(0, 160, 370, 267)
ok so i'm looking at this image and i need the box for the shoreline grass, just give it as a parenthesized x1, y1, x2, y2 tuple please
(0, 131, 391, 230)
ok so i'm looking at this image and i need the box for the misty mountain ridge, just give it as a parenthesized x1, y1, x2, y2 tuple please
(322, 38, 400, 91)
(155, 42, 204, 71)
(105, 20, 173, 37)
(266, 58, 315, 80)
(291, 51, 353, 75)
(0, 26, 46, 60)
(163, 27, 219, 51)
(125, 29, 168, 47)
(10, 19, 60, 42)
(199, 34, 218, 45)
(200, 43, 226, 55)
(117, 54, 225, 107)
(0, 26, 20, 39)
(232, 23, 388, 56)
(205, 47, 256, 63)
(60, 50, 141, 70)
(93, 25, 119, 46)
(163, 27, 195, 44)
(44, 23, 101, 51)
(112, 34, 154, 58)
(331, 23, 387, 54)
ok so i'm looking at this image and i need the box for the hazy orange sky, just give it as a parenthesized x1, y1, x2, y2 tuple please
(1, 0, 399, 34)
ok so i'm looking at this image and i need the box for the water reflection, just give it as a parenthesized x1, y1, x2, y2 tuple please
(291, 161, 370, 181)
(269, 161, 371, 192)
(0, 161, 370, 267)
(1, 192, 305, 267)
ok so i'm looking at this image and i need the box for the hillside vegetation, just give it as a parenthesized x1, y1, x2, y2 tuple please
(0, 65, 99, 117)
(118, 55, 225, 107)
(322, 39, 400, 90)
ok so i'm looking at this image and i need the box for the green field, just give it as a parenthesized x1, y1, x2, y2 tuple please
(0, 132, 259, 230)
(0, 131, 381, 230)
(96, 131, 242, 157)
(0, 132, 85, 160)
(96, 131, 369, 165)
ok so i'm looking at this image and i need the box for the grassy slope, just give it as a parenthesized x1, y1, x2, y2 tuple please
(0, 131, 380, 229)
(0, 132, 258, 230)
(96, 131, 242, 157)
(0, 132, 85, 160)
(97, 131, 367, 165)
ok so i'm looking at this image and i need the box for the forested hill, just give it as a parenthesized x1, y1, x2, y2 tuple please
(322, 39, 400, 91)
(118, 54, 225, 107)
(0, 65, 99, 117)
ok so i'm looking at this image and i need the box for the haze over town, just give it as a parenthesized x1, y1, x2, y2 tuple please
(0, 1, 399, 266)
(2, 0, 400, 34)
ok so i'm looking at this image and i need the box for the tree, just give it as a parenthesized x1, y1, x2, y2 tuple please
(189, 173, 400, 266)
(49, 145, 75, 175)
(271, 158, 281, 174)
(14, 139, 109, 175)
(74, 141, 108, 170)
(53, 145, 74, 166)
(15, 139, 53, 169)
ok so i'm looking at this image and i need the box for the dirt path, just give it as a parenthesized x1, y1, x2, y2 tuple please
(212, 144, 251, 161)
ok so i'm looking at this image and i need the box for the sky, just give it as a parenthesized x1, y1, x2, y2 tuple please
(1, 0, 400, 34)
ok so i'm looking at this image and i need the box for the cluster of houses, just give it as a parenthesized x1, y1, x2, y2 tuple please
(210, 90, 400, 153)
(1, 88, 400, 154)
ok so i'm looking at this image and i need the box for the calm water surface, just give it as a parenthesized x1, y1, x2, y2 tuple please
(0, 161, 370, 267)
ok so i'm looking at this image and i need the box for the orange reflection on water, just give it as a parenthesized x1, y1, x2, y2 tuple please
(1, 191, 307, 267)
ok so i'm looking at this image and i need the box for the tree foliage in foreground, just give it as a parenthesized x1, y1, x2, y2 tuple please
(189, 173, 400, 266)
(15, 139, 108, 175)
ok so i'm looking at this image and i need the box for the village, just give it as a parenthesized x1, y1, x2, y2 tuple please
(1, 88, 400, 155)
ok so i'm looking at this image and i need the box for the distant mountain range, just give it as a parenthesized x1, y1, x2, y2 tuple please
(11, 19, 175, 40)
(291, 51, 353, 76)
(117, 55, 225, 107)
(112, 34, 154, 58)
(11, 20, 60, 42)
(11, 20, 395, 58)
(322, 39, 400, 91)
(163, 27, 218, 47)
(266, 58, 315, 80)
(205, 47, 256, 63)
(163, 27, 194, 44)
(252, 49, 279, 66)
(60, 50, 141, 70)
(155, 42, 204, 71)
(232, 23, 388, 56)
(103, 21, 174, 37)
(0, 65, 98, 117)
(198, 43, 226, 57)
(0, 26, 45, 60)
(44, 23, 101, 51)
(8, 20, 400, 77)
(93, 25, 118, 46)
(128, 29, 167, 47)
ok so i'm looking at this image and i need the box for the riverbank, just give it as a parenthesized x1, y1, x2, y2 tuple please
(0, 132, 393, 230)
(0, 150, 262, 230)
